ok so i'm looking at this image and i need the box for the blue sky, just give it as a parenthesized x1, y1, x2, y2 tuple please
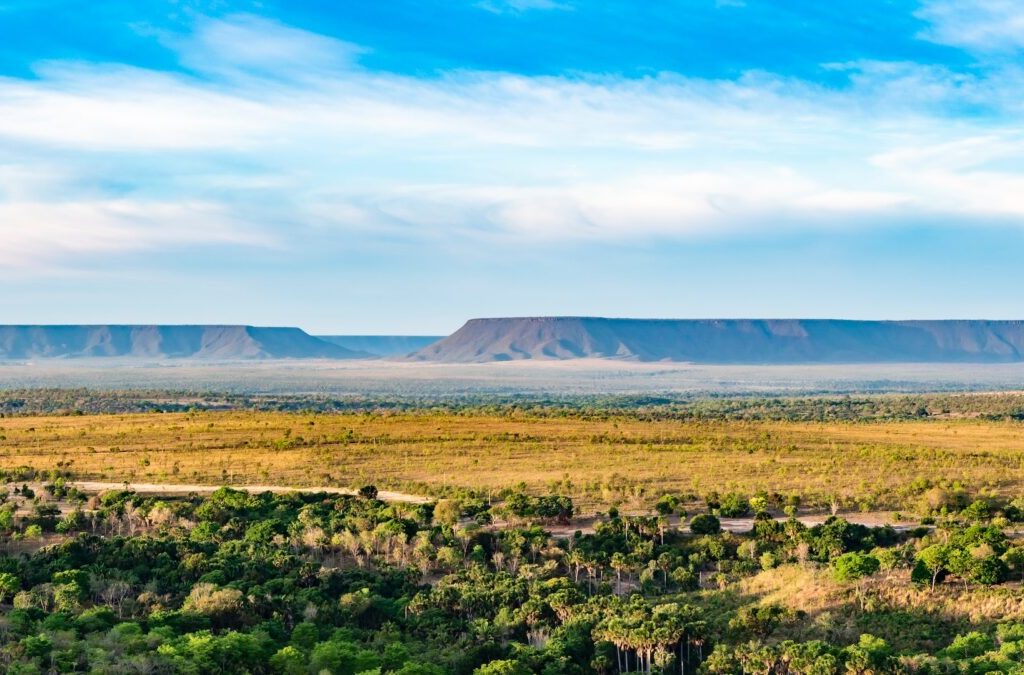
(2, 0, 1024, 333)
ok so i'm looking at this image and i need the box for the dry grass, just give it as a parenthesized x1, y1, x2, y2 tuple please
(1, 411, 1023, 508)
(738, 563, 1024, 651)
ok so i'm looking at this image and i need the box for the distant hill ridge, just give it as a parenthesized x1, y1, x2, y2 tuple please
(0, 325, 367, 360)
(409, 317, 1024, 363)
(316, 335, 443, 357)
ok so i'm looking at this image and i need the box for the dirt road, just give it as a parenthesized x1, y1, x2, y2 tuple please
(67, 482, 922, 533)
(717, 515, 922, 533)
(69, 481, 431, 504)
(540, 512, 922, 537)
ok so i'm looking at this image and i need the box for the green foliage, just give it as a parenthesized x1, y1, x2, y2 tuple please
(729, 603, 799, 639)
(941, 631, 994, 659)
(689, 513, 721, 535)
(654, 494, 680, 516)
(474, 659, 532, 675)
(270, 645, 306, 674)
(0, 470, 1018, 674)
(0, 572, 19, 603)
(504, 493, 574, 524)
(718, 493, 751, 518)
(831, 552, 880, 583)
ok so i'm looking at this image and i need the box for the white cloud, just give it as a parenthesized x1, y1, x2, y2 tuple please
(325, 171, 915, 242)
(0, 67, 276, 150)
(872, 135, 1024, 218)
(0, 198, 271, 272)
(917, 0, 1024, 52)
(2, 13, 1024, 273)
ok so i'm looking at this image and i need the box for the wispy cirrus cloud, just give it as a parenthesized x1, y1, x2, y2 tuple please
(475, 0, 573, 14)
(0, 198, 270, 271)
(916, 0, 1024, 52)
(169, 13, 367, 78)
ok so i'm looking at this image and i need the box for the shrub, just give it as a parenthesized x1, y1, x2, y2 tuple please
(969, 555, 1007, 586)
(690, 514, 721, 535)
(654, 494, 679, 516)
(961, 498, 993, 522)
(719, 493, 751, 518)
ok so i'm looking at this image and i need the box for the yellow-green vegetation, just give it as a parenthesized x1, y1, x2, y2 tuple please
(4, 483, 1022, 673)
(4, 401, 1024, 673)
(1, 410, 1023, 510)
(735, 563, 1024, 649)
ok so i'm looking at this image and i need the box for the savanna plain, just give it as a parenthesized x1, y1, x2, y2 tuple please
(3, 404, 1024, 512)
(1, 386, 1024, 673)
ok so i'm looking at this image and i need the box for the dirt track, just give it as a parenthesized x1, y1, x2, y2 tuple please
(69, 481, 431, 504)
(540, 512, 922, 537)
(68, 481, 923, 533)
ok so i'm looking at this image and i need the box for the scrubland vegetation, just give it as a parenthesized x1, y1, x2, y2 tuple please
(2, 399, 1024, 511)
(0, 393, 1023, 672)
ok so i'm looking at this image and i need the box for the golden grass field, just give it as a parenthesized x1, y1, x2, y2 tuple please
(1, 411, 1023, 509)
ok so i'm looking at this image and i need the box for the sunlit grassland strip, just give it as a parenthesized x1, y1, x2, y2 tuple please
(0, 411, 1022, 509)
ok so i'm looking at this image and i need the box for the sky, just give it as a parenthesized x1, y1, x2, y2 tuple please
(2, 0, 1024, 333)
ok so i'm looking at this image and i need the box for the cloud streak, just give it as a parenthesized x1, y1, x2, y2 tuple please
(475, 0, 573, 14)
(0, 198, 270, 271)
(917, 0, 1024, 52)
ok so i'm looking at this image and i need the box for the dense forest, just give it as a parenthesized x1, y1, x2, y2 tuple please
(2, 480, 1024, 673)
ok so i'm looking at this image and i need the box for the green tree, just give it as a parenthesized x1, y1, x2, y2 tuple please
(940, 631, 994, 659)
(690, 514, 721, 535)
(915, 544, 950, 591)
(0, 572, 19, 603)
(290, 622, 319, 651)
(831, 553, 880, 583)
(718, 493, 751, 518)
(433, 500, 462, 527)
(842, 634, 893, 674)
(270, 646, 307, 675)
(309, 640, 380, 674)
(654, 494, 680, 516)
(474, 660, 532, 675)
(1002, 546, 1024, 581)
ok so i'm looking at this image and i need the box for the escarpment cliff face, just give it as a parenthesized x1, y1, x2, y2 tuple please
(0, 325, 368, 359)
(409, 318, 1024, 363)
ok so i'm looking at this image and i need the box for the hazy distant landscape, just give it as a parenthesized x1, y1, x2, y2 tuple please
(2, 319, 1024, 400)
(1, 358, 1024, 397)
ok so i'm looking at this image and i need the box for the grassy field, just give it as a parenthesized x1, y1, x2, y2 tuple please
(2, 410, 1024, 510)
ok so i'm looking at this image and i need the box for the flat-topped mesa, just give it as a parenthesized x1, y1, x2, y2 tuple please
(0, 325, 368, 360)
(409, 317, 1024, 363)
